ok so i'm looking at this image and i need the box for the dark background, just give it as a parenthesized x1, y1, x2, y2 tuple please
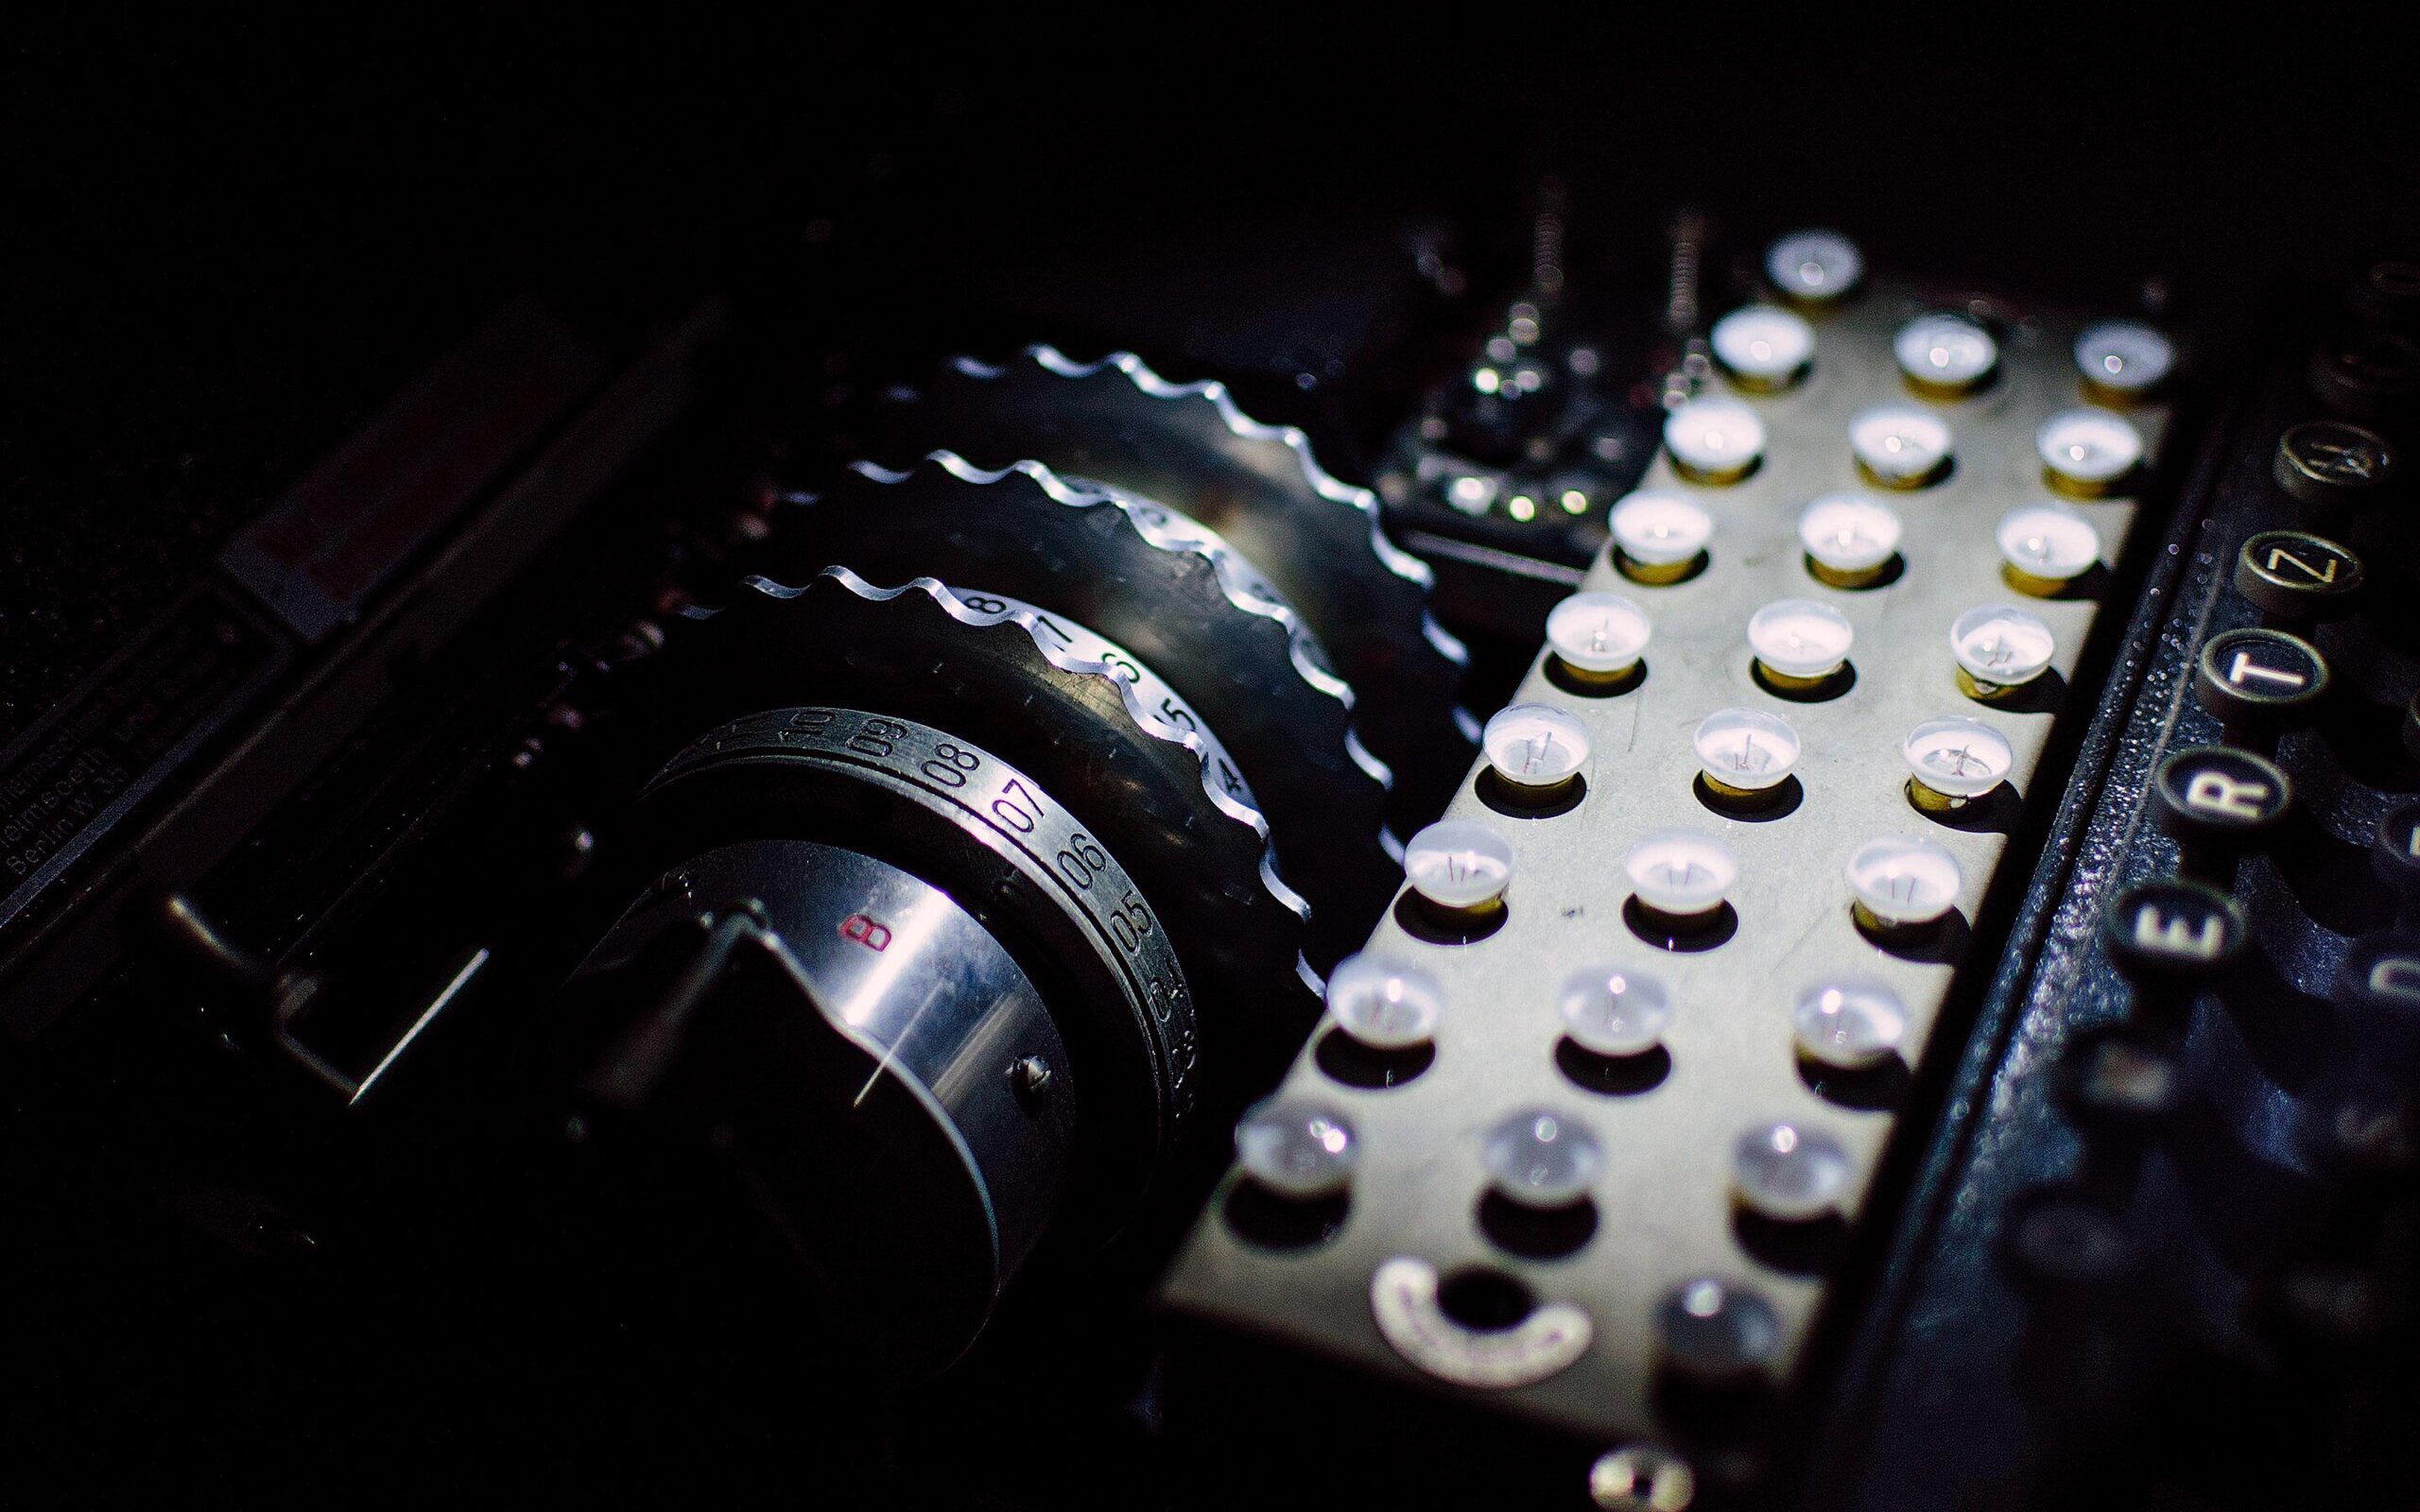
(9, 14, 2415, 739)
(5, 15, 2418, 1507)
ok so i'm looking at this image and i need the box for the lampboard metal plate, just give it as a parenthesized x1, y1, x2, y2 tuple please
(1163, 278, 2172, 1447)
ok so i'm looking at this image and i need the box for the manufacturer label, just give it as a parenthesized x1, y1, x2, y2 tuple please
(1, 586, 289, 930)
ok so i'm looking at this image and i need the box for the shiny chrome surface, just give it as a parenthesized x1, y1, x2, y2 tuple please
(689, 838, 1075, 1280)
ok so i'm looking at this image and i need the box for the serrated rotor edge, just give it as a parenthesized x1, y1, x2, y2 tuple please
(844, 450, 1396, 796)
(741, 568, 1325, 997)
(948, 345, 1472, 670)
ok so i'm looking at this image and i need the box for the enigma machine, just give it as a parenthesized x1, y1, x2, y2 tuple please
(7, 27, 2418, 1512)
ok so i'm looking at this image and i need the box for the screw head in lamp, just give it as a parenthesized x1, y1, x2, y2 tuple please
(1547, 591, 1652, 682)
(1608, 490, 1713, 583)
(1846, 835, 1963, 929)
(1482, 703, 1591, 794)
(1765, 229, 1864, 306)
(1558, 965, 1674, 1057)
(1731, 1121, 1851, 1222)
(1692, 708, 1800, 799)
(1235, 1097, 1358, 1199)
(1900, 716, 2014, 809)
(1893, 313, 1998, 397)
(1404, 818, 1514, 914)
(1848, 404, 1954, 489)
(1323, 954, 1445, 1050)
(2074, 319, 2174, 404)
(2036, 408, 2146, 496)
(1663, 395, 1766, 484)
(1950, 605, 2057, 697)
(1623, 829, 1738, 919)
(1482, 1108, 1603, 1209)
(1792, 981, 1909, 1071)
(1711, 303, 1815, 390)
(1995, 503, 2101, 593)
(1797, 494, 1903, 587)
(1587, 1446, 1697, 1512)
(1748, 598, 1854, 686)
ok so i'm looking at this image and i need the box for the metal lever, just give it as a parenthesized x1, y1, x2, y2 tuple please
(145, 891, 486, 1104)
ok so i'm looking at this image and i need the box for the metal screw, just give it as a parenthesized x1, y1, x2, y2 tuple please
(559, 825, 596, 881)
(1011, 1056, 1054, 1103)
(1589, 1446, 1695, 1511)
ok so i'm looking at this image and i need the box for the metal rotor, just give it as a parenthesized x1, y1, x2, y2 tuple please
(676, 567, 1324, 1084)
(907, 345, 1478, 829)
(766, 453, 1400, 970)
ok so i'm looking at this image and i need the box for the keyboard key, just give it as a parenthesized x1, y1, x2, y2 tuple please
(2055, 1024, 2183, 1127)
(2347, 257, 2420, 329)
(2273, 420, 2399, 514)
(2298, 1074, 2420, 1177)
(2336, 933, 2420, 1017)
(2194, 628, 2329, 730)
(2334, 936, 2420, 1078)
(2102, 877, 2246, 982)
(2308, 329, 2420, 420)
(2371, 800, 2420, 915)
(2233, 529, 2364, 621)
(2153, 746, 2292, 846)
(2004, 1190, 2140, 1291)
